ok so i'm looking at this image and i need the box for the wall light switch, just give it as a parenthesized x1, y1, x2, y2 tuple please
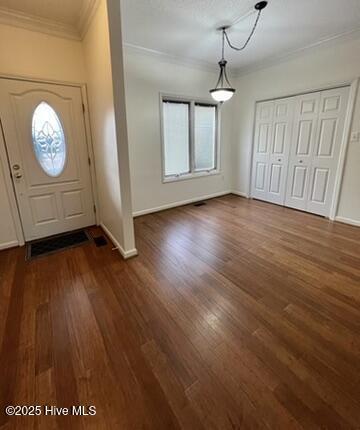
(350, 131, 360, 142)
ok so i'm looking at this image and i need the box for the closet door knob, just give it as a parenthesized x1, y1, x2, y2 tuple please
(299, 160, 303, 163)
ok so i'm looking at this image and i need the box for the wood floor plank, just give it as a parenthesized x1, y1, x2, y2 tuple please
(0, 195, 359, 429)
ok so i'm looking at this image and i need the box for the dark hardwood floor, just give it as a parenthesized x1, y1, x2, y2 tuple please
(0, 195, 360, 429)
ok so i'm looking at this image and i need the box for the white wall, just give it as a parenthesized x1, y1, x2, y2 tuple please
(0, 23, 86, 249)
(232, 35, 360, 224)
(0, 23, 86, 83)
(124, 49, 234, 214)
(83, 0, 136, 257)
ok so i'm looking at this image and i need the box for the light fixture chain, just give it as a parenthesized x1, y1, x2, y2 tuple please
(224, 9, 262, 52)
(222, 29, 225, 60)
(210, 2, 267, 102)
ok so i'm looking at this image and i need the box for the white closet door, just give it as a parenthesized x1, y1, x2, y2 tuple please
(285, 92, 320, 211)
(266, 98, 294, 205)
(252, 87, 349, 217)
(251, 101, 273, 201)
(307, 87, 350, 216)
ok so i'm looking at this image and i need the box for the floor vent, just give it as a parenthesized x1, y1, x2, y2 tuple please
(26, 229, 91, 260)
(194, 201, 206, 207)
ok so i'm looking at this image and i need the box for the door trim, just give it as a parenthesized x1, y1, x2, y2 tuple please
(249, 78, 359, 220)
(0, 118, 25, 246)
(80, 85, 100, 225)
(0, 74, 99, 246)
(329, 78, 359, 220)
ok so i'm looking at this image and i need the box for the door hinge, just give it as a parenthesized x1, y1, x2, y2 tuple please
(88, 157, 91, 166)
(82, 103, 85, 114)
(93, 204, 97, 213)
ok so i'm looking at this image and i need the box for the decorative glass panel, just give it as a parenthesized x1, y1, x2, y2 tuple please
(32, 102, 66, 177)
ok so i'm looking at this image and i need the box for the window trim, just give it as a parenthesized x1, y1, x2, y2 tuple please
(160, 93, 221, 183)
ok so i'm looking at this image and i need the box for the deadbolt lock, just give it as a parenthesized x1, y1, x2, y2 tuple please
(13, 164, 20, 171)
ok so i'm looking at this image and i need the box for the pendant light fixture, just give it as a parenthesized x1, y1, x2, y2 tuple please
(210, 1, 268, 102)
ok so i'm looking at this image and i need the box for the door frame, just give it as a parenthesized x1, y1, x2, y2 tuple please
(248, 78, 359, 220)
(0, 73, 99, 246)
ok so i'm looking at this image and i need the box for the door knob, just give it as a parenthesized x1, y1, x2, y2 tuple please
(13, 164, 20, 170)
(14, 172, 22, 179)
(299, 160, 303, 163)
(277, 158, 281, 162)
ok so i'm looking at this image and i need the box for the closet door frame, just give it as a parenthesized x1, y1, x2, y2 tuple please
(248, 78, 359, 220)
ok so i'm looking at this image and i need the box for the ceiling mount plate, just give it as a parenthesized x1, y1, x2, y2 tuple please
(216, 25, 231, 31)
(255, 1, 268, 10)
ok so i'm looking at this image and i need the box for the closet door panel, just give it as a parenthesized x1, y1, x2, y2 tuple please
(290, 165, 308, 199)
(285, 92, 320, 211)
(296, 120, 313, 155)
(310, 168, 329, 203)
(307, 87, 349, 216)
(266, 98, 294, 205)
(254, 162, 267, 192)
(251, 101, 273, 201)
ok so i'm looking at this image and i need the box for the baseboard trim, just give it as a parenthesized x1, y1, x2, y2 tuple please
(230, 190, 249, 198)
(335, 216, 360, 227)
(133, 191, 232, 217)
(0, 240, 19, 251)
(100, 223, 138, 259)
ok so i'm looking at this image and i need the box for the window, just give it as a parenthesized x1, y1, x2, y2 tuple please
(162, 96, 219, 181)
(163, 100, 190, 176)
(194, 104, 216, 171)
(32, 102, 66, 177)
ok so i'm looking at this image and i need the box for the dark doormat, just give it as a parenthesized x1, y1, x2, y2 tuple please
(26, 229, 91, 260)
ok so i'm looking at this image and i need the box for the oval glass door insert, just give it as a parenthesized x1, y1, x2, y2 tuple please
(32, 102, 66, 177)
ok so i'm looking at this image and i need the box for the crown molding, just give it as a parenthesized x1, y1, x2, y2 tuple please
(0, 2, 359, 78)
(79, 0, 101, 39)
(123, 43, 238, 76)
(0, 0, 100, 41)
(123, 27, 360, 78)
(0, 6, 80, 40)
(233, 27, 360, 77)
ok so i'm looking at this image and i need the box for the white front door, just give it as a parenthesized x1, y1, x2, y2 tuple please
(0, 79, 95, 241)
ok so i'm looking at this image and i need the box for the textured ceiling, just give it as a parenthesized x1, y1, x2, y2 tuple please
(0, 0, 359, 71)
(121, 0, 360, 72)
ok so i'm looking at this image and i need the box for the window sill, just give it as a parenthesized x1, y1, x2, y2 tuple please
(163, 170, 220, 184)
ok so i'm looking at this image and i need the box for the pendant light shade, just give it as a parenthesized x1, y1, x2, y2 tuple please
(209, 2, 268, 103)
(210, 60, 235, 102)
(210, 89, 235, 102)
